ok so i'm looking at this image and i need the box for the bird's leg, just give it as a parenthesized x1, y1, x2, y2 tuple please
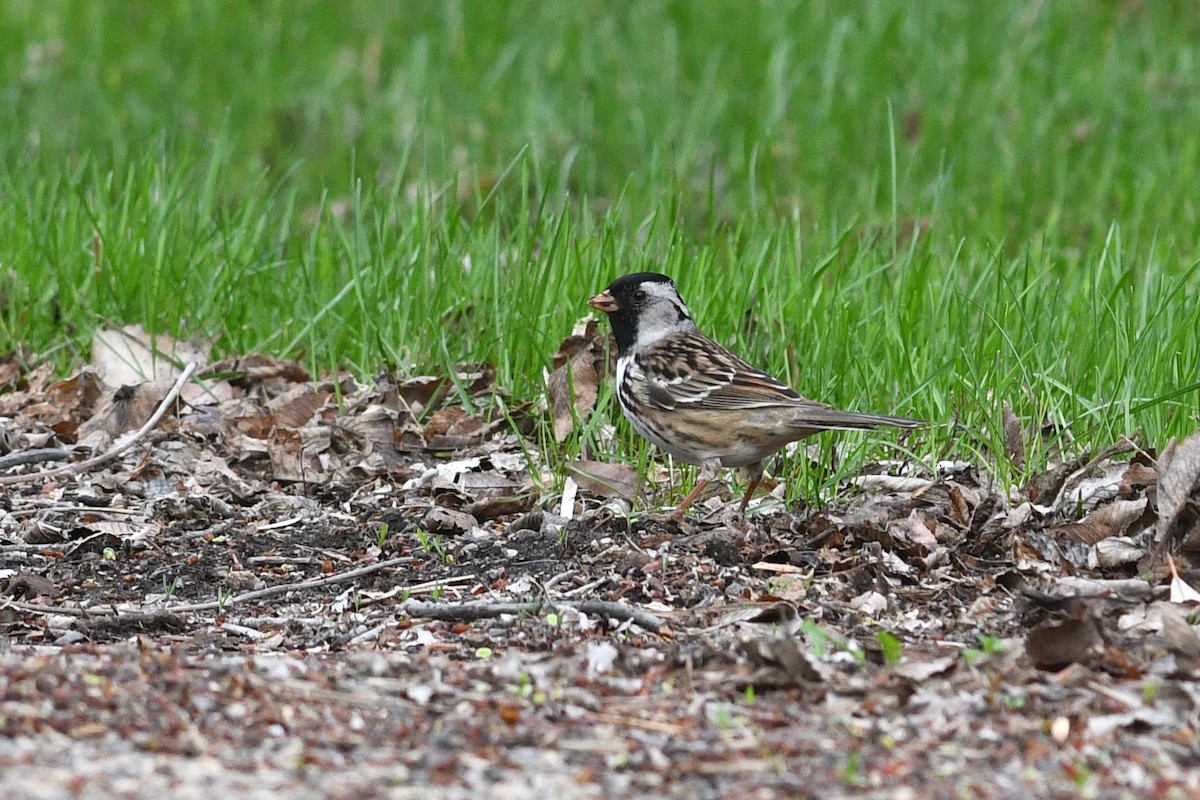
(667, 479, 709, 523)
(737, 478, 762, 514)
(736, 462, 766, 515)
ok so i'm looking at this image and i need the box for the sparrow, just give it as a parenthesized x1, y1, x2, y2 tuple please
(588, 272, 922, 521)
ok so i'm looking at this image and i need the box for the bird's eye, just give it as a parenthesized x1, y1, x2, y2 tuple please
(633, 289, 648, 302)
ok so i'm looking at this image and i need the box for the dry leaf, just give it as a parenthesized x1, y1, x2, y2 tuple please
(1055, 498, 1147, 545)
(1156, 432, 1200, 555)
(1157, 603, 1200, 665)
(1002, 400, 1025, 468)
(1087, 537, 1147, 569)
(546, 321, 607, 443)
(271, 388, 330, 428)
(92, 324, 209, 387)
(1025, 615, 1105, 671)
(566, 460, 639, 499)
(421, 506, 478, 536)
(76, 380, 177, 444)
(394, 363, 495, 415)
(1167, 554, 1200, 604)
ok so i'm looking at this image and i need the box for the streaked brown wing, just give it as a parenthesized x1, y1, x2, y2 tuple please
(636, 331, 817, 412)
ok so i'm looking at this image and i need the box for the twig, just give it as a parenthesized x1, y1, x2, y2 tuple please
(400, 598, 664, 633)
(0, 449, 73, 470)
(542, 569, 579, 591)
(573, 600, 663, 631)
(587, 711, 688, 735)
(165, 555, 419, 612)
(0, 362, 198, 486)
(1, 563, 665, 631)
(402, 575, 477, 596)
(0, 555, 417, 618)
(0, 598, 97, 617)
(561, 576, 609, 597)
(0, 543, 64, 554)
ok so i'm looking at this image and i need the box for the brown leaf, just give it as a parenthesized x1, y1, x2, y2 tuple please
(1158, 603, 1200, 664)
(1002, 400, 1025, 469)
(1155, 431, 1200, 555)
(394, 363, 496, 415)
(421, 507, 478, 536)
(267, 426, 328, 482)
(566, 460, 639, 499)
(1168, 554, 1200, 604)
(92, 324, 210, 387)
(76, 380, 176, 444)
(546, 322, 607, 443)
(1025, 615, 1106, 671)
(2, 572, 57, 599)
(271, 388, 330, 428)
(204, 353, 311, 385)
(1054, 498, 1148, 545)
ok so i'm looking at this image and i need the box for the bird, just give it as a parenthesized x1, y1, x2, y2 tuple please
(588, 272, 922, 522)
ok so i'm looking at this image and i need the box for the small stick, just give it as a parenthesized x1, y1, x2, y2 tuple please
(0, 362, 198, 486)
(401, 598, 664, 633)
(0, 449, 73, 470)
(0, 555, 417, 618)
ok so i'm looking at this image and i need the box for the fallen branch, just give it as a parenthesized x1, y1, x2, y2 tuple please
(573, 600, 665, 632)
(161, 555, 424, 613)
(0, 555, 419, 618)
(401, 598, 665, 633)
(0, 362, 198, 486)
(1, 562, 664, 632)
(0, 448, 73, 470)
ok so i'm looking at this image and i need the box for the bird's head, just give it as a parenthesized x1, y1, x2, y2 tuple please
(588, 272, 696, 354)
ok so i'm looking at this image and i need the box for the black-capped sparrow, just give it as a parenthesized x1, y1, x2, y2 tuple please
(588, 272, 922, 521)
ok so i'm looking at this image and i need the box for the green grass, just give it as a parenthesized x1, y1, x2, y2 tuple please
(2, 1, 1199, 489)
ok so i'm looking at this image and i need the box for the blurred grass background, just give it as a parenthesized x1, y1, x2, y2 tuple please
(2, 0, 1198, 480)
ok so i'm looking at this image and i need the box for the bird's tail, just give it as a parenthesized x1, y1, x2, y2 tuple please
(789, 408, 923, 432)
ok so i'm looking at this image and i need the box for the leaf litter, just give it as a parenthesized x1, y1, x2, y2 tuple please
(1, 328, 1200, 798)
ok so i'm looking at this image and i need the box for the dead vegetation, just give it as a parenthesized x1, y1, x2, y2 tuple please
(2, 326, 1200, 799)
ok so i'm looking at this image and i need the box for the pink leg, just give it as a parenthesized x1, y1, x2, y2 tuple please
(667, 479, 709, 523)
(737, 477, 761, 514)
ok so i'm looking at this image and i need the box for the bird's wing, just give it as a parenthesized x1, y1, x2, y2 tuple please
(632, 332, 922, 431)
(636, 332, 816, 411)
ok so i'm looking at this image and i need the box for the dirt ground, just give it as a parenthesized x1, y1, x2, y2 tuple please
(2, 341, 1200, 799)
